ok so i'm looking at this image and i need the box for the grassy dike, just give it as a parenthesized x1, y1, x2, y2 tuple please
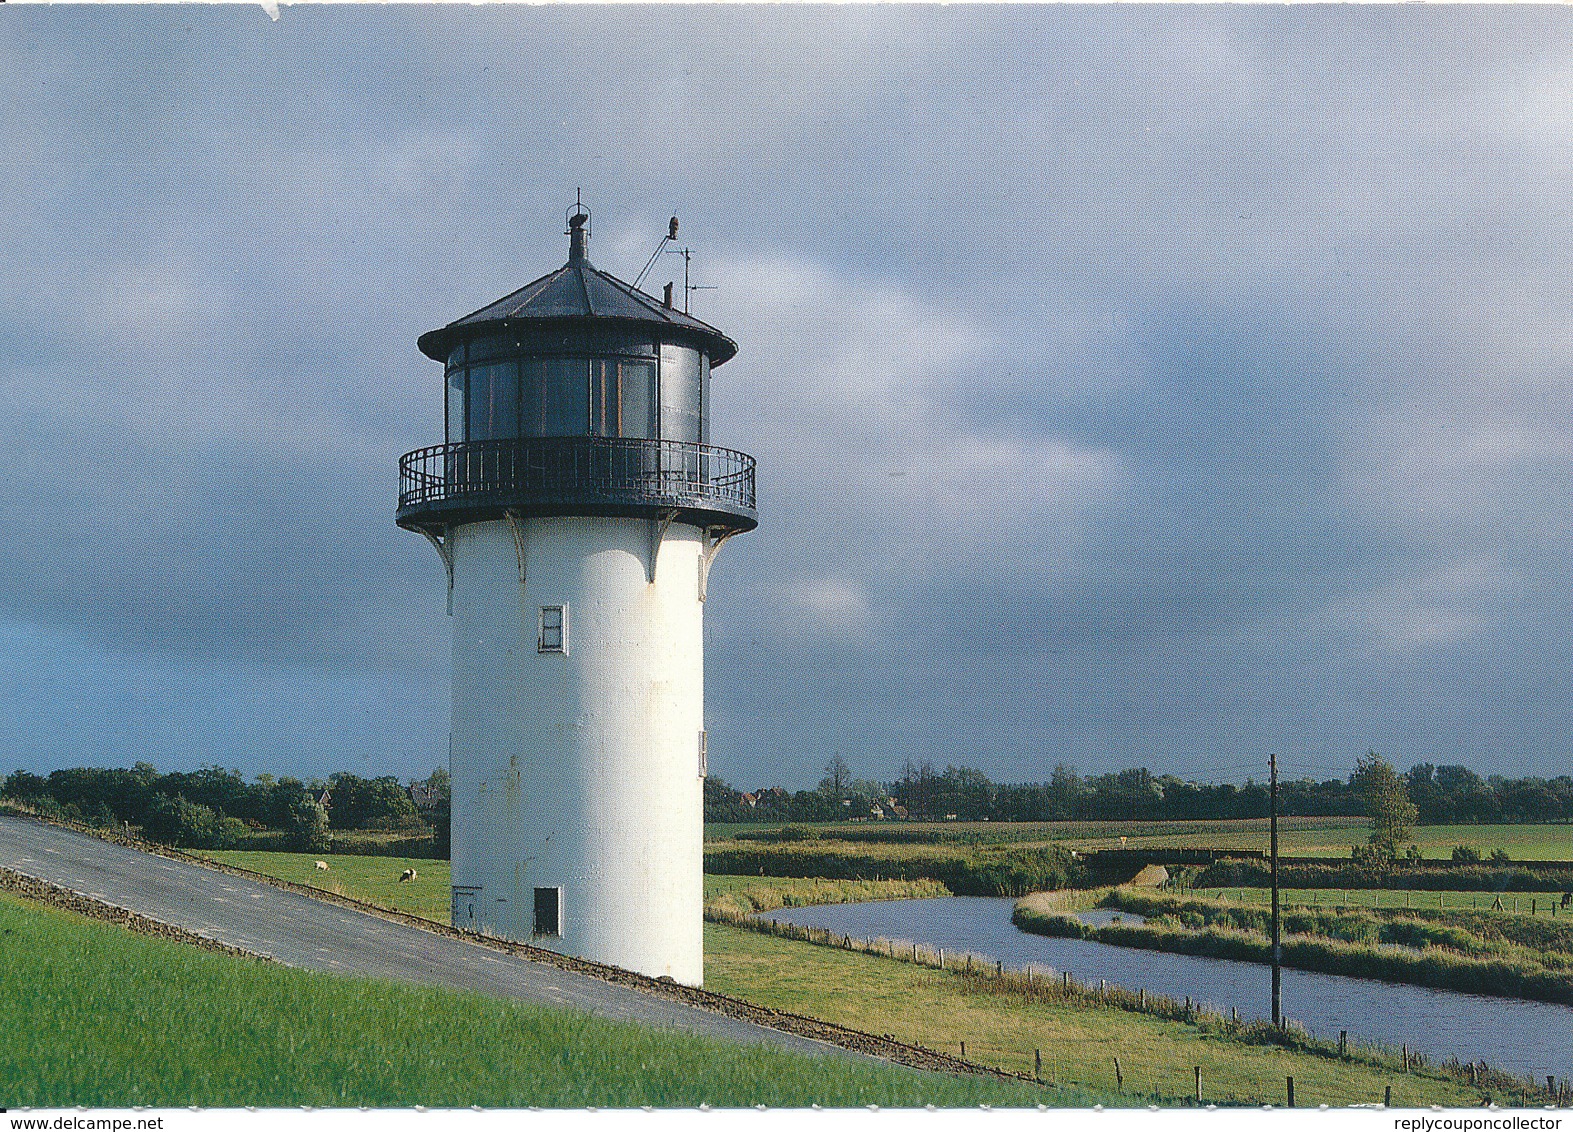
(0, 889, 1070, 1109)
(205, 850, 1508, 1106)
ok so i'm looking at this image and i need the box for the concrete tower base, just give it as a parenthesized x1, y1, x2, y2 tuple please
(447, 515, 706, 986)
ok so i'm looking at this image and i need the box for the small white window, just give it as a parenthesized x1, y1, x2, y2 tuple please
(697, 730, 708, 779)
(538, 605, 567, 653)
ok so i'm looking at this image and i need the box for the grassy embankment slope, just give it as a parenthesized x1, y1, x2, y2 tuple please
(205, 849, 1500, 1106)
(0, 889, 1069, 1108)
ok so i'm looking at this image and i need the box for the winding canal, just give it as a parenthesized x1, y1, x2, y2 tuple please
(756, 896, 1573, 1081)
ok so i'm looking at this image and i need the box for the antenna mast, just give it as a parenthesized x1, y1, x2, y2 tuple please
(633, 215, 681, 292)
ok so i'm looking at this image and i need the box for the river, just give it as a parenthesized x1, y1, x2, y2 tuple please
(755, 896, 1573, 1081)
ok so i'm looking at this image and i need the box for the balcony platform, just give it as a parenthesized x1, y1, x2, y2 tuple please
(397, 436, 757, 536)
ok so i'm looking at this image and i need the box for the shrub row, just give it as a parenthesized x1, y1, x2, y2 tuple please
(1104, 890, 1499, 957)
(1012, 903, 1573, 1005)
(1195, 858, 1573, 893)
(703, 842, 1078, 896)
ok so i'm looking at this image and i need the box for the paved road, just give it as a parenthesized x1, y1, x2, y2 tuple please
(0, 813, 851, 1060)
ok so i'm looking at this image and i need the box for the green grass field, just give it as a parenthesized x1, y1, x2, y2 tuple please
(201, 848, 1510, 1106)
(1, 890, 1077, 1108)
(1198, 887, 1573, 914)
(200, 849, 451, 920)
(707, 819, 1572, 861)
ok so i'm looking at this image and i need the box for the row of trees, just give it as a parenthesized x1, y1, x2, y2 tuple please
(705, 756, 1573, 827)
(0, 763, 451, 852)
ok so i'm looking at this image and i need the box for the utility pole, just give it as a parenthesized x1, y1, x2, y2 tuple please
(1270, 751, 1282, 1028)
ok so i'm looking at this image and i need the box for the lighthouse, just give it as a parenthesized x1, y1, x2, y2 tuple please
(397, 202, 756, 985)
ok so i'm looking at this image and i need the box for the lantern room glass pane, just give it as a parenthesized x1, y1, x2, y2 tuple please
(522, 357, 589, 437)
(659, 343, 703, 445)
(591, 358, 656, 439)
(447, 368, 466, 444)
(466, 361, 518, 441)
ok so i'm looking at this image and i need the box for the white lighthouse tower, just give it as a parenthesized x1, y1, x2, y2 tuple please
(397, 202, 756, 985)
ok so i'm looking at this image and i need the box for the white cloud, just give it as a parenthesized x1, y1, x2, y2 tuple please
(1322, 558, 1520, 656)
(704, 250, 1129, 588)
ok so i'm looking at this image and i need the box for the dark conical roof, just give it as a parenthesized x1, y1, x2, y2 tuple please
(418, 225, 737, 366)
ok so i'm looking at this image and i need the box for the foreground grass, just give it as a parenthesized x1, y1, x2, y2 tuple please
(0, 891, 1068, 1108)
(702, 922, 1489, 1107)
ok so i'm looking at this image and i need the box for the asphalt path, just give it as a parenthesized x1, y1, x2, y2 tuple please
(0, 813, 854, 1061)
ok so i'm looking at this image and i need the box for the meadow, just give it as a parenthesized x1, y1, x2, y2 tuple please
(1197, 886, 1573, 915)
(200, 849, 451, 920)
(0, 890, 1065, 1108)
(200, 847, 1516, 1106)
(708, 818, 1571, 860)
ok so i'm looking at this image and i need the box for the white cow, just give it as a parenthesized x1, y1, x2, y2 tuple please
(314, 860, 329, 871)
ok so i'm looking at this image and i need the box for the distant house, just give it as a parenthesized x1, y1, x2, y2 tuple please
(741, 792, 758, 808)
(870, 805, 885, 820)
(317, 788, 332, 810)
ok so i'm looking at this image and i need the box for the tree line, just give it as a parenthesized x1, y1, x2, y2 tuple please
(706, 757, 1573, 826)
(0, 763, 451, 853)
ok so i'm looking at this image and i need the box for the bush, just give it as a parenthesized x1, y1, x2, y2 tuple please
(284, 798, 332, 854)
(141, 795, 243, 850)
(1195, 856, 1573, 893)
(704, 841, 1078, 896)
(1451, 845, 1482, 863)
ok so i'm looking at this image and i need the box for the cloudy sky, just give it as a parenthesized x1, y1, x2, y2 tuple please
(1, 6, 1568, 790)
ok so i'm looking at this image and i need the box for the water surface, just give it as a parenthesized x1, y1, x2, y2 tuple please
(757, 895, 1573, 1080)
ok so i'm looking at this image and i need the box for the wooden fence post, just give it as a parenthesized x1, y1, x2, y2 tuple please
(960, 1040, 966, 1059)
(1286, 1076, 1295, 1108)
(1339, 1030, 1347, 1056)
(1194, 1066, 1201, 1103)
(1035, 1048, 1042, 1080)
(1384, 1085, 1392, 1107)
(1401, 1044, 1408, 1071)
(1114, 1057, 1123, 1091)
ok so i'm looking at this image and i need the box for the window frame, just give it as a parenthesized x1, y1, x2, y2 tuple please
(538, 604, 568, 654)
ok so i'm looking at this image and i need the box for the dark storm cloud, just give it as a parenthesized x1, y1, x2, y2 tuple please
(0, 6, 1567, 785)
